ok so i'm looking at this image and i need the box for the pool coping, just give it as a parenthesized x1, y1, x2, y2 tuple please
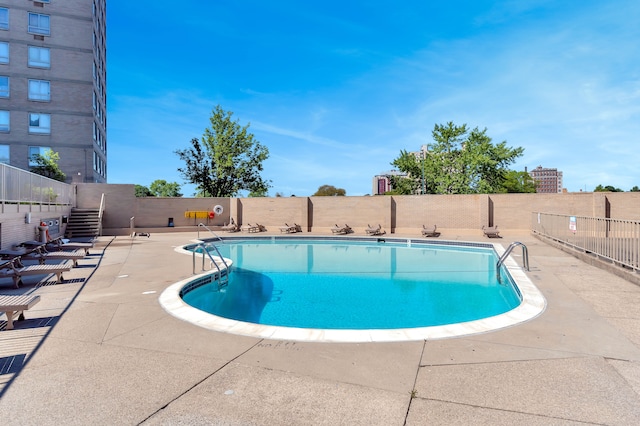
(159, 237, 547, 343)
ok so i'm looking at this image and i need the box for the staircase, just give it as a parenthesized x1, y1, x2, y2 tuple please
(65, 208, 102, 238)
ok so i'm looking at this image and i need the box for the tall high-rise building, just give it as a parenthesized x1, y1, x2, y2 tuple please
(0, 0, 107, 183)
(530, 165, 563, 193)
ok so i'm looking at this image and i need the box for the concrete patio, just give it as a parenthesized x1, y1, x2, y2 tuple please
(1, 231, 639, 425)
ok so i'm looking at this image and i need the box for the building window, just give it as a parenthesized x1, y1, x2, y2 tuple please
(0, 110, 9, 132)
(0, 42, 8, 64)
(28, 79, 50, 101)
(0, 144, 9, 164)
(29, 146, 51, 166)
(29, 113, 50, 134)
(28, 46, 50, 68)
(0, 8, 8, 30)
(28, 13, 50, 36)
(0, 76, 8, 98)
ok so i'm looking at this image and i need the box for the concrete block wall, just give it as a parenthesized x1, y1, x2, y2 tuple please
(135, 197, 231, 228)
(601, 192, 640, 220)
(71, 183, 640, 237)
(0, 204, 71, 249)
(393, 194, 486, 233)
(308, 196, 391, 233)
(237, 197, 308, 231)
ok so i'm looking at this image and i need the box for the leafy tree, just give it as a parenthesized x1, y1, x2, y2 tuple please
(594, 184, 623, 192)
(500, 170, 537, 193)
(631, 186, 640, 192)
(248, 187, 269, 197)
(388, 153, 423, 195)
(391, 122, 524, 194)
(175, 105, 270, 197)
(30, 149, 66, 182)
(149, 179, 182, 197)
(135, 185, 152, 197)
(313, 185, 346, 196)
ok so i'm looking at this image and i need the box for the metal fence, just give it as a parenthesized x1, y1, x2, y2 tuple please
(532, 212, 640, 272)
(0, 163, 74, 206)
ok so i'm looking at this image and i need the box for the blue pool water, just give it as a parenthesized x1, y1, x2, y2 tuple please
(182, 239, 521, 330)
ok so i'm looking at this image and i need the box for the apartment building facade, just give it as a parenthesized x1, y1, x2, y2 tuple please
(530, 165, 563, 193)
(0, 0, 106, 183)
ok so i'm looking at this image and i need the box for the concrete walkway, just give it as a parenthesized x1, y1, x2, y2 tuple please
(0, 231, 639, 425)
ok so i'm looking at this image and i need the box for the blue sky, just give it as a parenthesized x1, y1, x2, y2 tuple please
(106, 1, 640, 196)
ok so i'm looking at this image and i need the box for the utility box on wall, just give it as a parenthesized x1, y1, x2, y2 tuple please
(43, 218, 61, 235)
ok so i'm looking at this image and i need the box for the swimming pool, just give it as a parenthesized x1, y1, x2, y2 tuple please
(160, 237, 546, 342)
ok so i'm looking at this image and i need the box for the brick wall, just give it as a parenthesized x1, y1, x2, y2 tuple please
(2, 183, 639, 248)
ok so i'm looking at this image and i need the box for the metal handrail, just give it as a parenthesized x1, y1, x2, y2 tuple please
(197, 222, 223, 242)
(531, 212, 640, 272)
(192, 242, 230, 289)
(497, 241, 529, 277)
(98, 193, 105, 236)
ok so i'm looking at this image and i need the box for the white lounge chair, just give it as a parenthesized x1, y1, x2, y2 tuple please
(241, 223, 259, 233)
(0, 294, 41, 330)
(221, 219, 239, 232)
(482, 225, 501, 238)
(21, 247, 86, 267)
(365, 224, 385, 236)
(280, 223, 297, 233)
(421, 225, 439, 237)
(0, 257, 73, 288)
(331, 224, 352, 234)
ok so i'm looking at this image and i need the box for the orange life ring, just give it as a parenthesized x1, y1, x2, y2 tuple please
(208, 211, 215, 219)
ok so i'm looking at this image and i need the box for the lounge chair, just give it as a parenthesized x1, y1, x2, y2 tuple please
(365, 224, 385, 236)
(0, 257, 73, 288)
(421, 225, 440, 237)
(23, 238, 94, 255)
(331, 224, 352, 235)
(256, 224, 267, 232)
(0, 294, 41, 330)
(21, 247, 86, 267)
(280, 223, 296, 233)
(293, 223, 302, 233)
(482, 225, 501, 238)
(241, 223, 259, 233)
(221, 219, 239, 232)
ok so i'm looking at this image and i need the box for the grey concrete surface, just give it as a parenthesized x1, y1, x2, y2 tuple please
(1, 231, 639, 425)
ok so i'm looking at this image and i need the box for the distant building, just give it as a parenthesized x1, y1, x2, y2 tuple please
(530, 166, 563, 193)
(372, 170, 406, 195)
(374, 145, 429, 195)
(0, 0, 107, 183)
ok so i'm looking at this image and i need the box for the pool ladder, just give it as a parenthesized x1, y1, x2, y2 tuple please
(496, 242, 529, 282)
(193, 241, 230, 290)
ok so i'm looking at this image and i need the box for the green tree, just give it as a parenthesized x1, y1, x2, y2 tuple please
(392, 122, 524, 194)
(30, 149, 66, 182)
(630, 186, 640, 192)
(135, 185, 152, 197)
(313, 185, 346, 196)
(594, 184, 623, 192)
(149, 179, 183, 197)
(500, 170, 537, 193)
(388, 154, 423, 195)
(175, 105, 270, 197)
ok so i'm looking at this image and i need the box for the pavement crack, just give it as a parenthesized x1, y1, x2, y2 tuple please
(137, 338, 265, 424)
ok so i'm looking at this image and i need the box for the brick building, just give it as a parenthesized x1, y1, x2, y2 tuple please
(0, 0, 107, 183)
(530, 165, 563, 193)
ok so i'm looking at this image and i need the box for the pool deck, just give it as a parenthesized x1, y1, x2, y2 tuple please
(1, 231, 639, 424)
